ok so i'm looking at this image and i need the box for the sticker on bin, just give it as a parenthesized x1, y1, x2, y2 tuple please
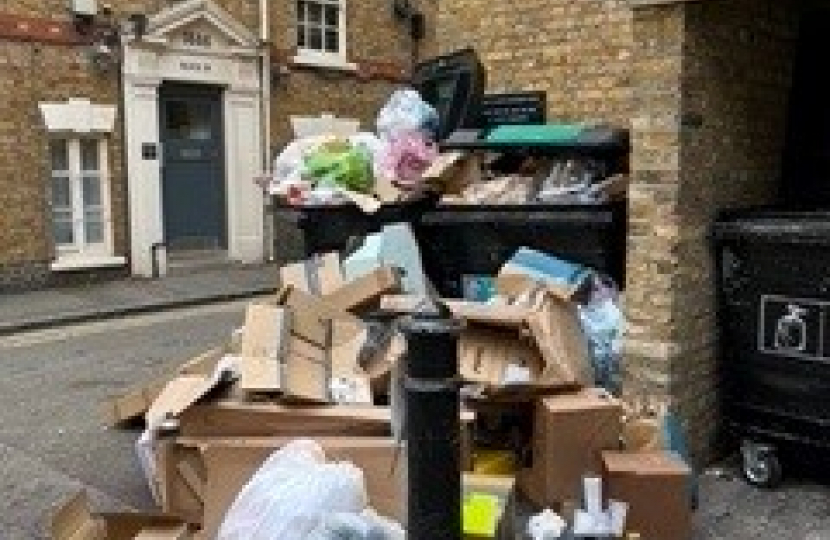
(759, 295, 830, 360)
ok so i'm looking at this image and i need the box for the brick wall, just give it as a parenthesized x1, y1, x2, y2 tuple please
(671, 0, 798, 461)
(0, 40, 125, 273)
(438, 0, 634, 124)
(438, 0, 801, 463)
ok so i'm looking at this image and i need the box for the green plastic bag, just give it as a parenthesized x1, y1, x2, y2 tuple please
(303, 142, 374, 194)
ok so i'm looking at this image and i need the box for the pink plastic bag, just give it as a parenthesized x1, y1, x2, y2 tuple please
(379, 130, 438, 190)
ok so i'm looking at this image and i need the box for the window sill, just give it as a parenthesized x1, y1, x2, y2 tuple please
(292, 53, 358, 72)
(51, 255, 127, 272)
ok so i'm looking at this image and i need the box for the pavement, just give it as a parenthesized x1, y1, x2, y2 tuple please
(0, 263, 279, 335)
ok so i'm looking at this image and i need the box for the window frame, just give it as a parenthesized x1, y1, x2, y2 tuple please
(293, 0, 356, 71)
(47, 137, 118, 265)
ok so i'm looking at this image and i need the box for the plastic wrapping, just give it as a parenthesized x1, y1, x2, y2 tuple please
(304, 141, 374, 194)
(218, 439, 367, 540)
(307, 509, 405, 540)
(376, 89, 439, 139)
(578, 276, 623, 395)
(379, 130, 438, 190)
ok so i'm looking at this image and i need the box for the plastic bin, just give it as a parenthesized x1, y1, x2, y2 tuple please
(713, 208, 830, 487)
(272, 196, 437, 258)
(418, 201, 627, 298)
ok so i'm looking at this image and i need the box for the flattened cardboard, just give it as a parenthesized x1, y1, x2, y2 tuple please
(178, 399, 391, 438)
(178, 346, 227, 377)
(184, 437, 404, 540)
(102, 378, 168, 427)
(145, 374, 229, 431)
(602, 451, 692, 540)
(380, 295, 529, 326)
(280, 252, 343, 295)
(52, 491, 105, 540)
(156, 438, 206, 526)
(449, 301, 531, 328)
(239, 304, 291, 394)
(281, 336, 329, 403)
(52, 491, 189, 540)
(366, 332, 405, 395)
(325, 266, 403, 313)
(277, 286, 364, 347)
(517, 389, 622, 509)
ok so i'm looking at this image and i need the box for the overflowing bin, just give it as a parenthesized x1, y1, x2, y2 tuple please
(713, 208, 830, 487)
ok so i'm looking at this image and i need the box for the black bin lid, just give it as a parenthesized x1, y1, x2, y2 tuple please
(412, 48, 486, 141)
(714, 207, 830, 244)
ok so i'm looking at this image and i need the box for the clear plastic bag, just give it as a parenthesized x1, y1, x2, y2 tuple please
(578, 276, 623, 395)
(376, 89, 439, 139)
(218, 439, 368, 540)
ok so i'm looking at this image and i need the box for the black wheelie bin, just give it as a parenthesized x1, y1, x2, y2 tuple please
(713, 208, 830, 487)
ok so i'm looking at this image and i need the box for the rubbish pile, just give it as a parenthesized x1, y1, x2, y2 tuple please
(266, 89, 629, 211)
(50, 225, 695, 540)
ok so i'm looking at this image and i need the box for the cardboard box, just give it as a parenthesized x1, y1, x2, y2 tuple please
(279, 252, 344, 295)
(160, 437, 404, 539)
(458, 327, 547, 393)
(238, 303, 291, 395)
(52, 491, 190, 540)
(517, 389, 622, 509)
(496, 248, 593, 301)
(602, 451, 692, 540)
(325, 266, 403, 313)
(527, 294, 593, 387)
(178, 399, 392, 438)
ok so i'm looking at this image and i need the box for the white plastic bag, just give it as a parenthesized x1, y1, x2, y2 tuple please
(218, 439, 368, 540)
(307, 509, 405, 540)
(376, 89, 439, 139)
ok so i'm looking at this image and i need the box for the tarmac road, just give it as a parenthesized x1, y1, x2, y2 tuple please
(0, 298, 829, 539)
(0, 300, 247, 539)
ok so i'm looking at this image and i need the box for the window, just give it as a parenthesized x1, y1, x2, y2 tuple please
(48, 138, 116, 264)
(294, 0, 355, 69)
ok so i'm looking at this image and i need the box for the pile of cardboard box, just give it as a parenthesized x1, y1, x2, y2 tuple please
(52, 241, 692, 540)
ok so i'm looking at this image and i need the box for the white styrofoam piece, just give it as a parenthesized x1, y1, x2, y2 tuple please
(609, 500, 629, 537)
(583, 476, 603, 516)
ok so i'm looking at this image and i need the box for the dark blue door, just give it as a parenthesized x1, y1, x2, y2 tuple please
(160, 84, 225, 251)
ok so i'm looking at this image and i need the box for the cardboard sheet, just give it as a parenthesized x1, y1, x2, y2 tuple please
(325, 266, 403, 313)
(279, 252, 343, 295)
(178, 399, 392, 438)
(238, 304, 291, 395)
(102, 378, 168, 427)
(52, 491, 189, 540)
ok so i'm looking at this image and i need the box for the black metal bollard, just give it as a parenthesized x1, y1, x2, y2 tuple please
(400, 300, 463, 540)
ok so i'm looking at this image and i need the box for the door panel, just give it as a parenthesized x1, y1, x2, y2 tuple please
(160, 84, 225, 251)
